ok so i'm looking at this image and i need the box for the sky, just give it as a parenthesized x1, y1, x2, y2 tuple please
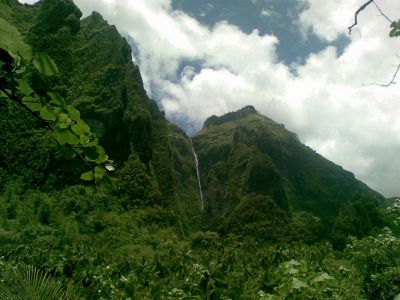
(18, 0, 400, 197)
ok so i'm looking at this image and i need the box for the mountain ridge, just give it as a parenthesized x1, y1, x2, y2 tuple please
(203, 105, 258, 128)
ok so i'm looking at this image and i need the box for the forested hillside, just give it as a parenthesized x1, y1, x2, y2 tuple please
(1, 0, 400, 299)
(193, 106, 383, 242)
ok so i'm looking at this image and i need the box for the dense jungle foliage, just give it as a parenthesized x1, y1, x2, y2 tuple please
(1, 0, 400, 299)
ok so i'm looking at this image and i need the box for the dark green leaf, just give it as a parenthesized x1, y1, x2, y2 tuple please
(40, 106, 57, 121)
(94, 166, 105, 180)
(17, 79, 34, 96)
(79, 133, 98, 147)
(80, 171, 94, 181)
(52, 128, 80, 145)
(48, 92, 64, 106)
(71, 120, 90, 136)
(23, 97, 42, 112)
(58, 113, 72, 129)
(83, 146, 99, 161)
(0, 17, 32, 59)
(33, 52, 59, 76)
(83, 145, 107, 163)
(65, 105, 80, 120)
(59, 145, 76, 160)
(95, 145, 108, 163)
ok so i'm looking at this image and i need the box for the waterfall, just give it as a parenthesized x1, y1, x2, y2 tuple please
(191, 141, 204, 211)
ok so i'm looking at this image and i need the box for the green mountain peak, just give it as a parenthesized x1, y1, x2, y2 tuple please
(203, 105, 258, 128)
(193, 106, 382, 227)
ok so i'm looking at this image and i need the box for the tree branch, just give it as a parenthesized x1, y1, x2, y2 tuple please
(348, 0, 374, 34)
(1, 88, 52, 130)
(1, 87, 92, 168)
(372, 1, 393, 23)
(348, 0, 393, 34)
(363, 63, 400, 87)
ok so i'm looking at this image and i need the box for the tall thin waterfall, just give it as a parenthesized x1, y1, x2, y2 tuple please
(191, 141, 204, 211)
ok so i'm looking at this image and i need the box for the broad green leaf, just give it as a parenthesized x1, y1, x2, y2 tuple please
(48, 92, 64, 106)
(40, 106, 57, 121)
(58, 113, 72, 129)
(80, 170, 94, 181)
(0, 17, 32, 59)
(33, 52, 59, 76)
(71, 120, 90, 136)
(94, 166, 105, 180)
(80, 133, 98, 147)
(83, 146, 100, 161)
(83, 145, 108, 163)
(23, 98, 42, 112)
(95, 145, 108, 163)
(16, 79, 34, 96)
(52, 128, 80, 145)
(66, 105, 80, 120)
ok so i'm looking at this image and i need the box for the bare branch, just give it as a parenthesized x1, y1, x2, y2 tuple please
(349, 2, 397, 87)
(363, 64, 400, 87)
(349, 0, 393, 34)
(348, 0, 374, 34)
(372, 1, 393, 23)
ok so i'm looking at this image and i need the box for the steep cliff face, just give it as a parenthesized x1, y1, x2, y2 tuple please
(0, 0, 201, 227)
(193, 106, 383, 224)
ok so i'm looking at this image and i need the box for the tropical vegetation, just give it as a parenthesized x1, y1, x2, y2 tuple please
(0, 0, 399, 299)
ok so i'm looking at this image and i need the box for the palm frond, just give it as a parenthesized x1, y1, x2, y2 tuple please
(0, 265, 67, 300)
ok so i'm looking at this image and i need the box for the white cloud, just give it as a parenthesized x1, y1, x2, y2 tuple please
(67, 0, 400, 197)
(260, 9, 272, 17)
(300, 0, 399, 41)
(17, 0, 39, 3)
(299, 0, 359, 41)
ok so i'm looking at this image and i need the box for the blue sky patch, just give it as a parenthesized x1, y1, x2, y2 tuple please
(171, 0, 350, 65)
